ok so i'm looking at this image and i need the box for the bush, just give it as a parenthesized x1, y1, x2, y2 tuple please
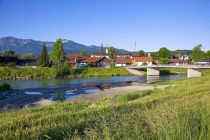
(56, 61, 73, 77)
(5, 63, 16, 68)
(0, 83, 12, 92)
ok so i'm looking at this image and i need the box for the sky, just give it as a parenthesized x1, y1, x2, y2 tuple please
(0, 0, 210, 51)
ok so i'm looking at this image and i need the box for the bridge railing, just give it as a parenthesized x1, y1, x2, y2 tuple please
(127, 64, 210, 69)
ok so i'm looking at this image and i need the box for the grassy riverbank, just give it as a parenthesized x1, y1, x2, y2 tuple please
(1, 73, 210, 139)
(74, 67, 131, 77)
(0, 67, 130, 80)
(159, 68, 187, 74)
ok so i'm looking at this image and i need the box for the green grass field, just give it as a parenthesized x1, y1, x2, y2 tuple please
(0, 71, 210, 139)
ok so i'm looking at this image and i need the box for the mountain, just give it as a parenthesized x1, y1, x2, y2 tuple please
(0, 37, 126, 54)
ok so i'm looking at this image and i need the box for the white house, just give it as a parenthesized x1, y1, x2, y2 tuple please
(132, 57, 153, 66)
(114, 58, 132, 67)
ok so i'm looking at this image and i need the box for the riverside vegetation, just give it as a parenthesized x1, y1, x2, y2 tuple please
(0, 67, 130, 80)
(0, 71, 210, 139)
(0, 66, 191, 80)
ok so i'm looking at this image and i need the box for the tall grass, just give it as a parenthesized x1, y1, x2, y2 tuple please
(1, 75, 210, 139)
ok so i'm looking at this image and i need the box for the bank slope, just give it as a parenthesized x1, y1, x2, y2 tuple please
(0, 75, 210, 139)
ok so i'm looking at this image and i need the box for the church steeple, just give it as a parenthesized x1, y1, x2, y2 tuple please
(101, 42, 104, 52)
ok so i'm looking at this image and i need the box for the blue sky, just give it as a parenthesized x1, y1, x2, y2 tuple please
(0, 0, 210, 51)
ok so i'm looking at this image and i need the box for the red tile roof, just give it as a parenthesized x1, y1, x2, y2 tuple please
(169, 59, 184, 63)
(114, 58, 132, 64)
(133, 57, 153, 62)
(81, 57, 109, 63)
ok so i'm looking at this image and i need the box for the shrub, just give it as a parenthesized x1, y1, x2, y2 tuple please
(56, 61, 73, 77)
(0, 83, 12, 92)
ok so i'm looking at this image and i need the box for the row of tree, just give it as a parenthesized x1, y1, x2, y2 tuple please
(39, 39, 72, 77)
(39, 39, 65, 67)
(141, 45, 210, 64)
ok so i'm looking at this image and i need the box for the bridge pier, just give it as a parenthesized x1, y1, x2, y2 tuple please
(147, 68, 160, 76)
(187, 69, 202, 78)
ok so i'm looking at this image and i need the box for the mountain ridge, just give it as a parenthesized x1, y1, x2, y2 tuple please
(0, 36, 126, 54)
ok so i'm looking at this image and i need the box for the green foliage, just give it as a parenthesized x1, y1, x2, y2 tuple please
(0, 83, 12, 92)
(5, 63, 16, 68)
(206, 50, 210, 59)
(0, 67, 57, 80)
(186, 58, 192, 64)
(51, 39, 65, 68)
(74, 68, 130, 77)
(0, 67, 130, 80)
(56, 61, 73, 77)
(18, 54, 38, 60)
(192, 44, 205, 62)
(108, 46, 115, 59)
(160, 58, 169, 64)
(138, 50, 144, 57)
(158, 47, 171, 59)
(2, 50, 16, 56)
(173, 50, 193, 55)
(39, 43, 49, 67)
(53, 93, 66, 101)
(150, 52, 159, 60)
(110, 63, 115, 68)
(80, 50, 88, 57)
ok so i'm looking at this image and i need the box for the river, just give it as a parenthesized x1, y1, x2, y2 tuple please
(0, 75, 187, 90)
(0, 75, 187, 108)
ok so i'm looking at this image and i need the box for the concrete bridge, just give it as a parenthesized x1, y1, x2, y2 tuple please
(127, 65, 210, 78)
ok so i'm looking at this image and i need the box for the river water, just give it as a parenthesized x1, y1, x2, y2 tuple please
(0, 75, 187, 90)
(0, 75, 187, 106)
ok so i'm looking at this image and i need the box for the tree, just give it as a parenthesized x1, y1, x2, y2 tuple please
(150, 52, 159, 60)
(160, 58, 169, 65)
(39, 43, 49, 67)
(138, 50, 144, 57)
(56, 61, 73, 77)
(51, 39, 65, 68)
(80, 50, 88, 57)
(206, 50, 210, 59)
(108, 46, 115, 59)
(186, 58, 192, 64)
(192, 44, 204, 62)
(158, 47, 171, 59)
(3, 50, 15, 56)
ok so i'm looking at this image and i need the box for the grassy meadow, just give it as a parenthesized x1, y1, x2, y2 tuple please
(0, 71, 210, 139)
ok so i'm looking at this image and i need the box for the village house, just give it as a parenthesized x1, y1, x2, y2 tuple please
(114, 58, 132, 67)
(115, 52, 139, 59)
(78, 57, 111, 68)
(132, 57, 153, 66)
(66, 54, 83, 68)
(176, 53, 190, 61)
(91, 52, 109, 58)
(169, 59, 187, 66)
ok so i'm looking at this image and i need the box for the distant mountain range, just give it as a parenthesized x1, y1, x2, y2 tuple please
(0, 37, 126, 54)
